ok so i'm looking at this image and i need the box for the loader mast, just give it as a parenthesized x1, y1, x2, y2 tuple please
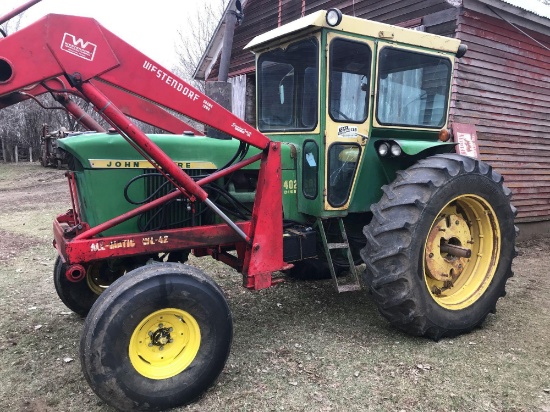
(0, 12, 285, 288)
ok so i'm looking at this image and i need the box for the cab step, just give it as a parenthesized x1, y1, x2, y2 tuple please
(316, 217, 362, 293)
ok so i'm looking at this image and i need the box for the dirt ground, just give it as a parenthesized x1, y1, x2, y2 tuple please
(0, 162, 549, 412)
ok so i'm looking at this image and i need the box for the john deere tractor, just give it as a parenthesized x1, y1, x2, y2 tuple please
(0, 5, 516, 411)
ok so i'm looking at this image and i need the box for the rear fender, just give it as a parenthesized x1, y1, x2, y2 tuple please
(392, 139, 456, 156)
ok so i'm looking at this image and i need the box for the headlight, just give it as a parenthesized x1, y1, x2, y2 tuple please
(390, 144, 402, 157)
(378, 142, 390, 157)
(326, 8, 343, 27)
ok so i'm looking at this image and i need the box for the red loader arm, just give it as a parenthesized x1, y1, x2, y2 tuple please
(0, 14, 268, 147)
(92, 81, 204, 135)
(0, 14, 270, 197)
(0, 13, 284, 288)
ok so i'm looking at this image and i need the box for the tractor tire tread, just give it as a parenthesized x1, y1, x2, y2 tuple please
(361, 154, 516, 339)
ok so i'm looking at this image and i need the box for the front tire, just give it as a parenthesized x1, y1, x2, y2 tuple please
(361, 154, 516, 339)
(80, 263, 233, 411)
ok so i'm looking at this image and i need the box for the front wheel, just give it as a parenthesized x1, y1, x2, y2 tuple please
(80, 262, 233, 411)
(361, 154, 517, 340)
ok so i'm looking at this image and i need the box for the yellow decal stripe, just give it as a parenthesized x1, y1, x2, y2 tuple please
(89, 160, 216, 169)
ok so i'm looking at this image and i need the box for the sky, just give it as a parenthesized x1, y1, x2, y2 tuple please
(1, 0, 213, 69)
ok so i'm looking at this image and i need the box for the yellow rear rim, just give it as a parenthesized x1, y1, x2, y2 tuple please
(86, 264, 108, 295)
(129, 308, 201, 380)
(423, 194, 500, 310)
(86, 263, 124, 296)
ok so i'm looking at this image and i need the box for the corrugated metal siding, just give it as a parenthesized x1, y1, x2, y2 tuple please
(499, 0, 550, 20)
(451, 9, 550, 222)
(207, 0, 456, 79)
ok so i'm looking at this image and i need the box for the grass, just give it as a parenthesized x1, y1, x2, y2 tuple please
(0, 162, 49, 188)
(0, 163, 549, 412)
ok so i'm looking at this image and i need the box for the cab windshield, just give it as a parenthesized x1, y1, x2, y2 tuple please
(257, 38, 319, 132)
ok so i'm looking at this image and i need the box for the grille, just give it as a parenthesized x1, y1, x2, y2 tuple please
(141, 169, 213, 231)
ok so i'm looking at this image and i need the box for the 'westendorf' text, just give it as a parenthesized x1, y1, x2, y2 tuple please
(143, 60, 200, 102)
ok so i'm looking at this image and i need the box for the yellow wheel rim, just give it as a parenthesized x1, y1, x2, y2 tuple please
(86, 264, 108, 295)
(129, 308, 201, 380)
(86, 263, 123, 296)
(424, 194, 500, 310)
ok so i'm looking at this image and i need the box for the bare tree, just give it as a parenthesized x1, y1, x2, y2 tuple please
(0, 93, 85, 162)
(174, 0, 229, 91)
(0, 10, 23, 36)
(0, 13, 24, 162)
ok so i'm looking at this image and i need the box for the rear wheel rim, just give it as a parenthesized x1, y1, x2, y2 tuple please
(86, 263, 121, 295)
(424, 194, 500, 310)
(129, 308, 201, 379)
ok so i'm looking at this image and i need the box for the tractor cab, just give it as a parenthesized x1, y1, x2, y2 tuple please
(248, 9, 464, 217)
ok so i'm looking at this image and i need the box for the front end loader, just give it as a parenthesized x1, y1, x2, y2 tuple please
(0, 3, 516, 411)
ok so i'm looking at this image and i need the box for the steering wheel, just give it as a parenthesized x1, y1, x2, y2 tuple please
(332, 109, 353, 121)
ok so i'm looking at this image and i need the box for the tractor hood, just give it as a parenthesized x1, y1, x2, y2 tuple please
(57, 132, 296, 171)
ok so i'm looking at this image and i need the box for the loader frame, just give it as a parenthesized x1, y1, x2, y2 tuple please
(0, 4, 286, 289)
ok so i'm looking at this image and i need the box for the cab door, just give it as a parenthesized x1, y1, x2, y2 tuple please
(324, 33, 374, 211)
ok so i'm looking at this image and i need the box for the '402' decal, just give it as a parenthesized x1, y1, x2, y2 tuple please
(283, 179, 297, 195)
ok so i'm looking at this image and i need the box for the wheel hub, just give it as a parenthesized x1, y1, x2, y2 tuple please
(423, 195, 501, 310)
(425, 214, 471, 283)
(149, 325, 173, 348)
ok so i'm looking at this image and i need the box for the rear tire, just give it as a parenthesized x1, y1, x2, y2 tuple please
(80, 262, 233, 411)
(361, 154, 517, 339)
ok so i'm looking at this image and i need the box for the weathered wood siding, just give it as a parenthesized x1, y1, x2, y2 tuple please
(208, 0, 456, 79)
(451, 9, 550, 222)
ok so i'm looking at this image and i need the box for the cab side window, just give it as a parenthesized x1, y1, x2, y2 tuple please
(376, 47, 452, 128)
(329, 39, 371, 123)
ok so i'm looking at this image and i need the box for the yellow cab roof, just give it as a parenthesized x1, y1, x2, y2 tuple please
(245, 10, 461, 54)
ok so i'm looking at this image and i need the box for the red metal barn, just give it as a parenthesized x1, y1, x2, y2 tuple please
(195, 0, 550, 238)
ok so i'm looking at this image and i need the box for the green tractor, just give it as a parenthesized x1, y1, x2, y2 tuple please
(33, 8, 515, 411)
